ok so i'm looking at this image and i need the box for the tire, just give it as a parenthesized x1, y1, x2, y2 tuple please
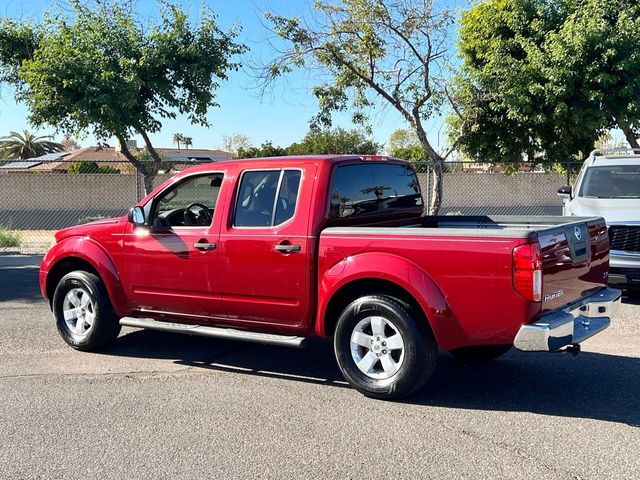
(333, 295, 437, 400)
(450, 345, 512, 364)
(52, 270, 121, 351)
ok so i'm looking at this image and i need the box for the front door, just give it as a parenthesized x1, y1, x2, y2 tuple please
(121, 172, 226, 320)
(219, 167, 310, 327)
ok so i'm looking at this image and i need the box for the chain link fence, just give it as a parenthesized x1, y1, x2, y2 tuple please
(0, 159, 583, 254)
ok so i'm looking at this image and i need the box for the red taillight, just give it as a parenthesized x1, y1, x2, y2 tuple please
(513, 242, 542, 302)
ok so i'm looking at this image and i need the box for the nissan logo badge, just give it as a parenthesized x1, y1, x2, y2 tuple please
(574, 226, 582, 241)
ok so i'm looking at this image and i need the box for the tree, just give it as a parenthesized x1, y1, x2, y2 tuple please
(286, 127, 380, 155)
(262, 0, 461, 214)
(61, 137, 81, 151)
(183, 136, 193, 149)
(386, 129, 421, 154)
(0, 130, 64, 159)
(238, 141, 287, 158)
(0, 0, 245, 194)
(172, 133, 185, 150)
(451, 0, 640, 166)
(223, 133, 253, 157)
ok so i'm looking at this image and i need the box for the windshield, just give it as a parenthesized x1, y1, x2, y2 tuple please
(579, 165, 640, 198)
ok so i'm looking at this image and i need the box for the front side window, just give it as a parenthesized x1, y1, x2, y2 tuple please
(580, 165, 640, 198)
(234, 169, 301, 227)
(330, 163, 422, 219)
(153, 174, 223, 227)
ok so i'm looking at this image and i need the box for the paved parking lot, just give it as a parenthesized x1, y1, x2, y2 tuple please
(1, 258, 639, 479)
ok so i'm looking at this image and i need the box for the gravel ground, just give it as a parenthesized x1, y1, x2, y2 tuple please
(1, 259, 639, 479)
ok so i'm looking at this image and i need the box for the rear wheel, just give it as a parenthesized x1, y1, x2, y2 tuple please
(450, 345, 512, 364)
(53, 271, 121, 351)
(334, 295, 437, 400)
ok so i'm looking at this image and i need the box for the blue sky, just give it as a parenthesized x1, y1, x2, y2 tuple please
(0, 0, 464, 151)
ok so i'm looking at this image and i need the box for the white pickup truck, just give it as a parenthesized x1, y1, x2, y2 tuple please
(558, 148, 640, 288)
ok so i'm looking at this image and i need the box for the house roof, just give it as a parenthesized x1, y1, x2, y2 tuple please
(9, 146, 234, 172)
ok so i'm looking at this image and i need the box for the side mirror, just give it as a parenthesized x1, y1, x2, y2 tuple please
(128, 206, 146, 226)
(557, 185, 572, 200)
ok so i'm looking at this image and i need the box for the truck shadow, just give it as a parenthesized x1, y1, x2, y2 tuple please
(107, 329, 640, 427)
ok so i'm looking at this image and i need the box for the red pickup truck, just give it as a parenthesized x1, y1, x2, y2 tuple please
(40, 156, 621, 399)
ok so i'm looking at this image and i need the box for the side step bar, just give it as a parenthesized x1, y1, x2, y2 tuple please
(119, 317, 306, 348)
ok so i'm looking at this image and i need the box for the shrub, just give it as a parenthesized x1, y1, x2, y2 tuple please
(67, 161, 118, 174)
(0, 226, 21, 248)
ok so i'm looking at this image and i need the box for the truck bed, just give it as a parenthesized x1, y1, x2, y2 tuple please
(319, 215, 609, 349)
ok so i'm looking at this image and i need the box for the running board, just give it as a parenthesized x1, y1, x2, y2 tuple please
(119, 317, 306, 348)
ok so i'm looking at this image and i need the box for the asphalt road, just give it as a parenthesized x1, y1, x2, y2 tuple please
(1, 257, 639, 479)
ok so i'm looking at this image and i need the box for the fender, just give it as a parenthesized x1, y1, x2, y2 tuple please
(316, 252, 469, 350)
(41, 236, 129, 316)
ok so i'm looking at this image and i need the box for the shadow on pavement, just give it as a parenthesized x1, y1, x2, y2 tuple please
(621, 288, 640, 305)
(106, 328, 640, 427)
(0, 266, 43, 302)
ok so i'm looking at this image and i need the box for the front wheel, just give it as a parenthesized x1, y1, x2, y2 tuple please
(334, 295, 437, 400)
(52, 271, 121, 351)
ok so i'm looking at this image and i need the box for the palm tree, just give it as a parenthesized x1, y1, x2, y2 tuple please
(0, 130, 65, 160)
(172, 133, 185, 149)
(183, 136, 193, 149)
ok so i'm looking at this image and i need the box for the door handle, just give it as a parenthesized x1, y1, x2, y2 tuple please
(194, 241, 217, 251)
(275, 243, 301, 253)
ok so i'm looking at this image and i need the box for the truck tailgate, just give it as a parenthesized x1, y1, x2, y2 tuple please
(538, 219, 609, 313)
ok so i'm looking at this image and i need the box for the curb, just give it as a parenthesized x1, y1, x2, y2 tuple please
(0, 254, 43, 268)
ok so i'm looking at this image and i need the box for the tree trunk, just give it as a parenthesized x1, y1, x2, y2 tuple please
(428, 157, 444, 215)
(412, 121, 444, 215)
(115, 132, 157, 196)
(143, 175, 155, 197)
(617, 119, 640, 149)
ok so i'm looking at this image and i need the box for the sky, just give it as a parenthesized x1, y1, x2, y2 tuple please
(0, 0, 465, 152)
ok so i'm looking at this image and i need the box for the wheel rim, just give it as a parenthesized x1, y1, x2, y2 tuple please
(350, 316, 405, 380)
(62, 288, 95, 338)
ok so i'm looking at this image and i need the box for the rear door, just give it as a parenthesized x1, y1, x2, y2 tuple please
(218, 166, 313, 327)
(539, 219, 609, 312)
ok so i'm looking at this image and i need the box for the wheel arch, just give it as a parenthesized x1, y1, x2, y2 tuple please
(43, 237, 128, 316)
(316, 252, 465, 349)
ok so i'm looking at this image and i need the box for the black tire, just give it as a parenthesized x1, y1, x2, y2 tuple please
(450, 345, 512, 364)
(333, 295, 437, 400)
(52, 270, 121, 351)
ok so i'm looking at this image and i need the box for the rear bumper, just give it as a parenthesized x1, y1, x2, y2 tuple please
(513, 288, 621, 352)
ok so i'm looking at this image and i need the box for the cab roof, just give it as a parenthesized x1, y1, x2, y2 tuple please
(173, 154, 406, 175)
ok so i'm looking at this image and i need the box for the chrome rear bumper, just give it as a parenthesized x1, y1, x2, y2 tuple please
(514, 288, 621, 352)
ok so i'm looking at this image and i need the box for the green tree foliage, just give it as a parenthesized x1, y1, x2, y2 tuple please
(287, 128, 380, 155)
(237, 141, 287, 159)
(451, 0, 640, 166)
(262, 0, 461, 214)
(67, 161, 119, 174)
(0, 0, 245, 193)
(236, 128, 379, 158)
(0, 130, 64, 159)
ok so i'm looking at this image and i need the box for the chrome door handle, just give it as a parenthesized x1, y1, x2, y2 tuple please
(194, 241, 216, 251)
(275, 244, 301, 253)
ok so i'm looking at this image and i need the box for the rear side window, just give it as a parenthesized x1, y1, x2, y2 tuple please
(330, 163, 422, 218)
(234, 169, 302, 227)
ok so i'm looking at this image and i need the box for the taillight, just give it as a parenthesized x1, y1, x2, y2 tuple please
(513, 242, 542, 302)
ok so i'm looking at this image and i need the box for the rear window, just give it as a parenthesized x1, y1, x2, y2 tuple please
(330, 163, 422, 219)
